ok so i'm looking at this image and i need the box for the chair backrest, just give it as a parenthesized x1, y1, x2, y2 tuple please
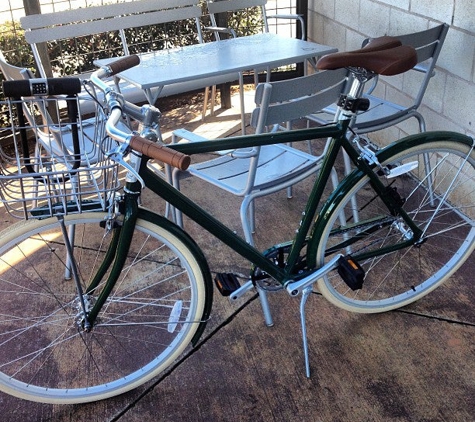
(345, 23, 449, 134)
(251, 68, 348, 133)
(0, 51, 104, 164)
(207, 0, 267, 15)
(207, 0, 269, 35)
(393, 23, 449, 108)
(363, 23, 449, 108)
(20, 0, 203, 78)
(223, 69, 347, 192)
(206, 0, 302, 40)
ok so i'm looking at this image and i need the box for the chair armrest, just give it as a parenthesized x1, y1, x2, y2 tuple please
(172, 128, 208, 144)
(413, 62, 433, 75)
(203, 26, 237, 39)
(265, 14, 305, 40)
(172, 128, 234, 155)
(172, 128, 257, 157)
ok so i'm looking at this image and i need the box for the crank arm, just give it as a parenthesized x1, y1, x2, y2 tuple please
(285, 254, 343, 297)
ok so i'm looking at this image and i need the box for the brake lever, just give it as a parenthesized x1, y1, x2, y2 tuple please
(106, 142, 145, 189)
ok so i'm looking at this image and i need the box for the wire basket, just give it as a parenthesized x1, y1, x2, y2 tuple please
(0, 96, 122, 219)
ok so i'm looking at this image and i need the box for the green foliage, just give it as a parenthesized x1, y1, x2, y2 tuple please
(0, 22, 36, 126)
(0, 22, 35, 72)
(227, 9, 264, 37)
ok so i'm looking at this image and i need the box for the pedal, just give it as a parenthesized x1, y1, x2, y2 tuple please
(385, 161, 418, 178)
(214, 273, 241, 297)
(337, 255, 365, 290)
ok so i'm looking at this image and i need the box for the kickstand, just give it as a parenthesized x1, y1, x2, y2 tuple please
(300, 286, 312, 377)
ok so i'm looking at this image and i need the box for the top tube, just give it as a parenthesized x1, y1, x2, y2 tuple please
(167, 122, 348, 156)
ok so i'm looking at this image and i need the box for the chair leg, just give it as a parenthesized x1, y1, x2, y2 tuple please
(202, 86, 217, 121)
(250, 199, 256, 234)
(414, 113, 436, 204)
(240, 196, 255, 244)
(239, 196, 274, 326)
(171, 169, 184, 228)
(238, 72, 246, 135)
(202, 87, 210, 121)
(423, 152, 436, 207)
(257, 284, 274, 327)
(330, 166, 339, 190)
(211, 85, 216, 116)
(415, 112, 426, 132)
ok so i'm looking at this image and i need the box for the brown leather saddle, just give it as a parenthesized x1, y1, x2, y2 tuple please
(317, 36, 417, 76)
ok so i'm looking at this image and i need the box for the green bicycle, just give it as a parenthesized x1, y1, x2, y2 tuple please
(0, 39, 473, 404)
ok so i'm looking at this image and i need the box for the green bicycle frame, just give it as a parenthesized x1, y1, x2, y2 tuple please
(82, 119, 466, 326)
(141, 120, 423, 280)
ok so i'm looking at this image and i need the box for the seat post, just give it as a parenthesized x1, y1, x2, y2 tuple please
(336, 70, 375, 128)
(347, 68, 375, 100)
(327, 72, 372, 190)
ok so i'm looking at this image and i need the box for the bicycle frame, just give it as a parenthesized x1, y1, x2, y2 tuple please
(79, 69, 427, 327)
(113, 116, 422, 295)
(3, 44, 474, 403)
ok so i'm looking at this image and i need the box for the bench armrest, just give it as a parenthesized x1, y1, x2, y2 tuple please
(265, 14, 305, 40)
(203, 26, 237, 39)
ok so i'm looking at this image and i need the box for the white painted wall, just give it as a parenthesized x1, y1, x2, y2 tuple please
(307, 0, 475, 144)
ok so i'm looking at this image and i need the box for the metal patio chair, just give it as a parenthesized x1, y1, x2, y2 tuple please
(171, 68, 347, 245)
(202, 0, 306, 124)
(312, 23, 449, 135)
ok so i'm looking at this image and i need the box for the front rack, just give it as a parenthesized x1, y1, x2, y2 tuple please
(0, 95, 121, 219)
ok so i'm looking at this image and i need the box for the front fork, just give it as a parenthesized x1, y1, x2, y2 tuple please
(85, 185, 141, 325)
(72, 103, 160, 329)
(67, 186, 141, 330)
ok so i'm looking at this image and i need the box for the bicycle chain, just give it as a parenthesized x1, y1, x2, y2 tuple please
(331, 216, 398, 257)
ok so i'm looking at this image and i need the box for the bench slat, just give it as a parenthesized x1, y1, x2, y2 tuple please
(23, 7, 201, 44)
(207, 0, 266, 15)
(21, 0, 200, 29)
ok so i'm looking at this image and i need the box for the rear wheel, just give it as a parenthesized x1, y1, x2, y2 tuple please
(316, 137, 475, 312)
(0, 211, 210, 403)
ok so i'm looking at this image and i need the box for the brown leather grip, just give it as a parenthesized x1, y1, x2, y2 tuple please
(129, 135, 191, 170)
(107, 55, 140, 75)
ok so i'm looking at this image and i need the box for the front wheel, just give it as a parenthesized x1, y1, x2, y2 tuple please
(0, 211, 211, 403)
(315, 135, 475, 313)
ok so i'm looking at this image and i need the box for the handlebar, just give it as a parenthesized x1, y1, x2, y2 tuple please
(106, 55, 140, 76)
(1, 55, 190, 172)
(1, 55, 190, 176)
(91, 55, 191, 171)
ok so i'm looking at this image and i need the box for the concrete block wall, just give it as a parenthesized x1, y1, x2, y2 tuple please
(307, 0, 475, 145)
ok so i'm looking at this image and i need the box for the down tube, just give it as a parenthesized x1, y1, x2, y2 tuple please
(141, 163, 288, 283)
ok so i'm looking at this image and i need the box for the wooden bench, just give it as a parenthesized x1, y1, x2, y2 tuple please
(20, 0, 235, 110)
